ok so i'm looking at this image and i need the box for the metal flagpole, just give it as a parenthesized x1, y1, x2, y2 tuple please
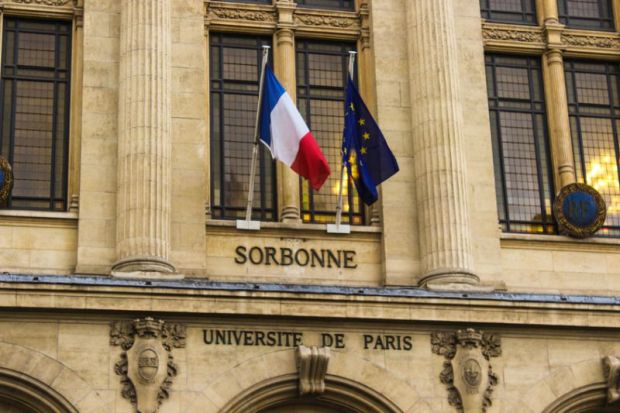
(327, 51, 356, 234)
(237, 45, 270, 231)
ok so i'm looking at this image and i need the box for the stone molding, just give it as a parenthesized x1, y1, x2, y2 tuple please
(110, 318, 186, 413)
(603, 356, 620, 404)
(205, 1, 360, 38)
(431, 328, 501, 413)
(10, 0, 74, 5)
(482, 22, 620, 57)
(296, 345, 330, 395)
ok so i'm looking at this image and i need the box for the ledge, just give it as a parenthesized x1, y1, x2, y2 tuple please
(0, 210, 78, 228)
(206, 219, 382, 234)
(500, 232, 620, 252)
(0, 274, 619, 329)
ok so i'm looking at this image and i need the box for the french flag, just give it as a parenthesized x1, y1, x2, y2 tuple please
(259, 65, 330, 190)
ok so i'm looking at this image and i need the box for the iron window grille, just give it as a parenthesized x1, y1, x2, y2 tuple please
(296, 0, 355, 11)
(480, 0, 537, 25)
(0, 17, 71, 211)
(485, 54, 556, 234)
(209, 34, 277, 221)
(296, 40, 363, 225)
(558, 0, 614, 30)
(565, 60, 620, 237)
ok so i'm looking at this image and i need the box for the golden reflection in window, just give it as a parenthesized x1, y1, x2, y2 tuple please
(585, 153, 620, 216)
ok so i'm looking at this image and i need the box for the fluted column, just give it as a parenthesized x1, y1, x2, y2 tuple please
(275, 1, 301, 222)
(113, 0, 175, 275)
(544, 49, 576, 188)
(406, 0, 477, 287)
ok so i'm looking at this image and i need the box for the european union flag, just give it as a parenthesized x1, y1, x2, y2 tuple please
(342, 76, 399, 205)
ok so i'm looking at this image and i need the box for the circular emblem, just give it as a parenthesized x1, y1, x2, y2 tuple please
(553, 182, 606, 239)
(137, 348, 159, 382)
(0, 155, 14, 207)
(462, 358, 482, 388)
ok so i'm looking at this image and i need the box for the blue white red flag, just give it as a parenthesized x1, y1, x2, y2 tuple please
(259, 65, 330, 190)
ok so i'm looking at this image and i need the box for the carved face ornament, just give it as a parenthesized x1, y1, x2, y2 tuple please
(463, 358, 482, 387)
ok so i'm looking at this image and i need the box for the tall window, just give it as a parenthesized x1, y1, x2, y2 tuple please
(479, 0, 537, 24)
(210, 34, 277, 221)
(485, 55, 556, 234)
(0, 18, 71, 211)
(296, 40, 363, 224)
(565, 60, 620, 236)
(558, 0, 614, 30)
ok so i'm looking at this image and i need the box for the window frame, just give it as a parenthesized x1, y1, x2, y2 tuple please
(558, 0, 615, 31)
(485, 53, 557, 235)
(0, 16, 73, 212)
(479, 0, 538, 26)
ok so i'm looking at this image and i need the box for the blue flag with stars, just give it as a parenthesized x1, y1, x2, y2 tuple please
(342, 76, 399, 205)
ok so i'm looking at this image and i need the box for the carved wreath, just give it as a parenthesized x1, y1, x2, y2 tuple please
(482, 28, 544, 43)
(11, 0, 74, 6)
(431, 329, 501, 413)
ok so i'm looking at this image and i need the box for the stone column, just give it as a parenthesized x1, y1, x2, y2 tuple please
(275, 1, 301, 223)
(543, 49, 576, 188)
(542, 0, 560, 23)
(406, 0, 477, 287)
(113, 0, 176, 276)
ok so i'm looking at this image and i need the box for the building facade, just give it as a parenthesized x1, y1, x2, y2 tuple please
(0, 0, 619, 412)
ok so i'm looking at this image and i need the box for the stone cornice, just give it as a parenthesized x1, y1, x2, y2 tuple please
(0, 0, 80, 17)
(205, 1, 360, 39)
(481, 22, 546, 53)
(2, 276, 620, 329)
(482, 21, 620, 57)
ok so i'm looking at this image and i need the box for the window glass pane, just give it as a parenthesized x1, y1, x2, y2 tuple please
(565, 60, 620, 236)
(558, 0, 614, 30)
(297, 0, 354, 11)
(218, 0, 271, 3)
(485, 54, 555, 234)
(296, 40, 363, 224)
(209, 34, 276, 221)
(0, 18, 71, 211)
(480, 0, 537, 24)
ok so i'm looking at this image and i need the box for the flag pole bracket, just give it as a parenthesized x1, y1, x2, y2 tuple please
(236, 220, 261, 231)
(326, 223, 351, 234)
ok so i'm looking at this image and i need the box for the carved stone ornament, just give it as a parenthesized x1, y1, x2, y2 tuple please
(295, 13, 357, 29)
(431, 329, 501, 413)
(296, 345, 330, 395)
(0, 156, 14, 207)
(482, 26, 544, 43)
(562, 33, 620, 49)
(207, 4, 276, 23)
(603, 356, 620, 404)
(11, 0, 74, 5)
(110, 318, 186, 413)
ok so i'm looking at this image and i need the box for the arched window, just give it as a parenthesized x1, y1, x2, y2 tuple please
(0, 368, 78, 413)
(543, 383, 616, 413)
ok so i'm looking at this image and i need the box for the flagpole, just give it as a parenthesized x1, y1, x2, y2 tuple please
(329, 51, 356, 234)
(237, 45, 270, 231)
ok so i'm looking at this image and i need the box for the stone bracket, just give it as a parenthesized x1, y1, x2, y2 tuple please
(296, 345, 330, 395)
(431, 328, 501, 413)
(110, 317, 186, 413)
(603, 356, 620, 404)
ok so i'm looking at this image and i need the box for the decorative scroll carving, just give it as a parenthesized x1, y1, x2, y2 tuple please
(603, 356, 620, 404)
(431, 329, 501, 413)
(562, 33, 620, 49)
(111, 318, 186, 413)
(295, 13, 357, 29)
(11, 0, 73, 5)
(296, 346, 330, 395)
(482, 26, 543, 43)
(208, 5, 275, 23)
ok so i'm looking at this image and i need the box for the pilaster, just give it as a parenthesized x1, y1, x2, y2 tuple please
(113, 0, 176, 276)
(406, 0, 477, 288)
